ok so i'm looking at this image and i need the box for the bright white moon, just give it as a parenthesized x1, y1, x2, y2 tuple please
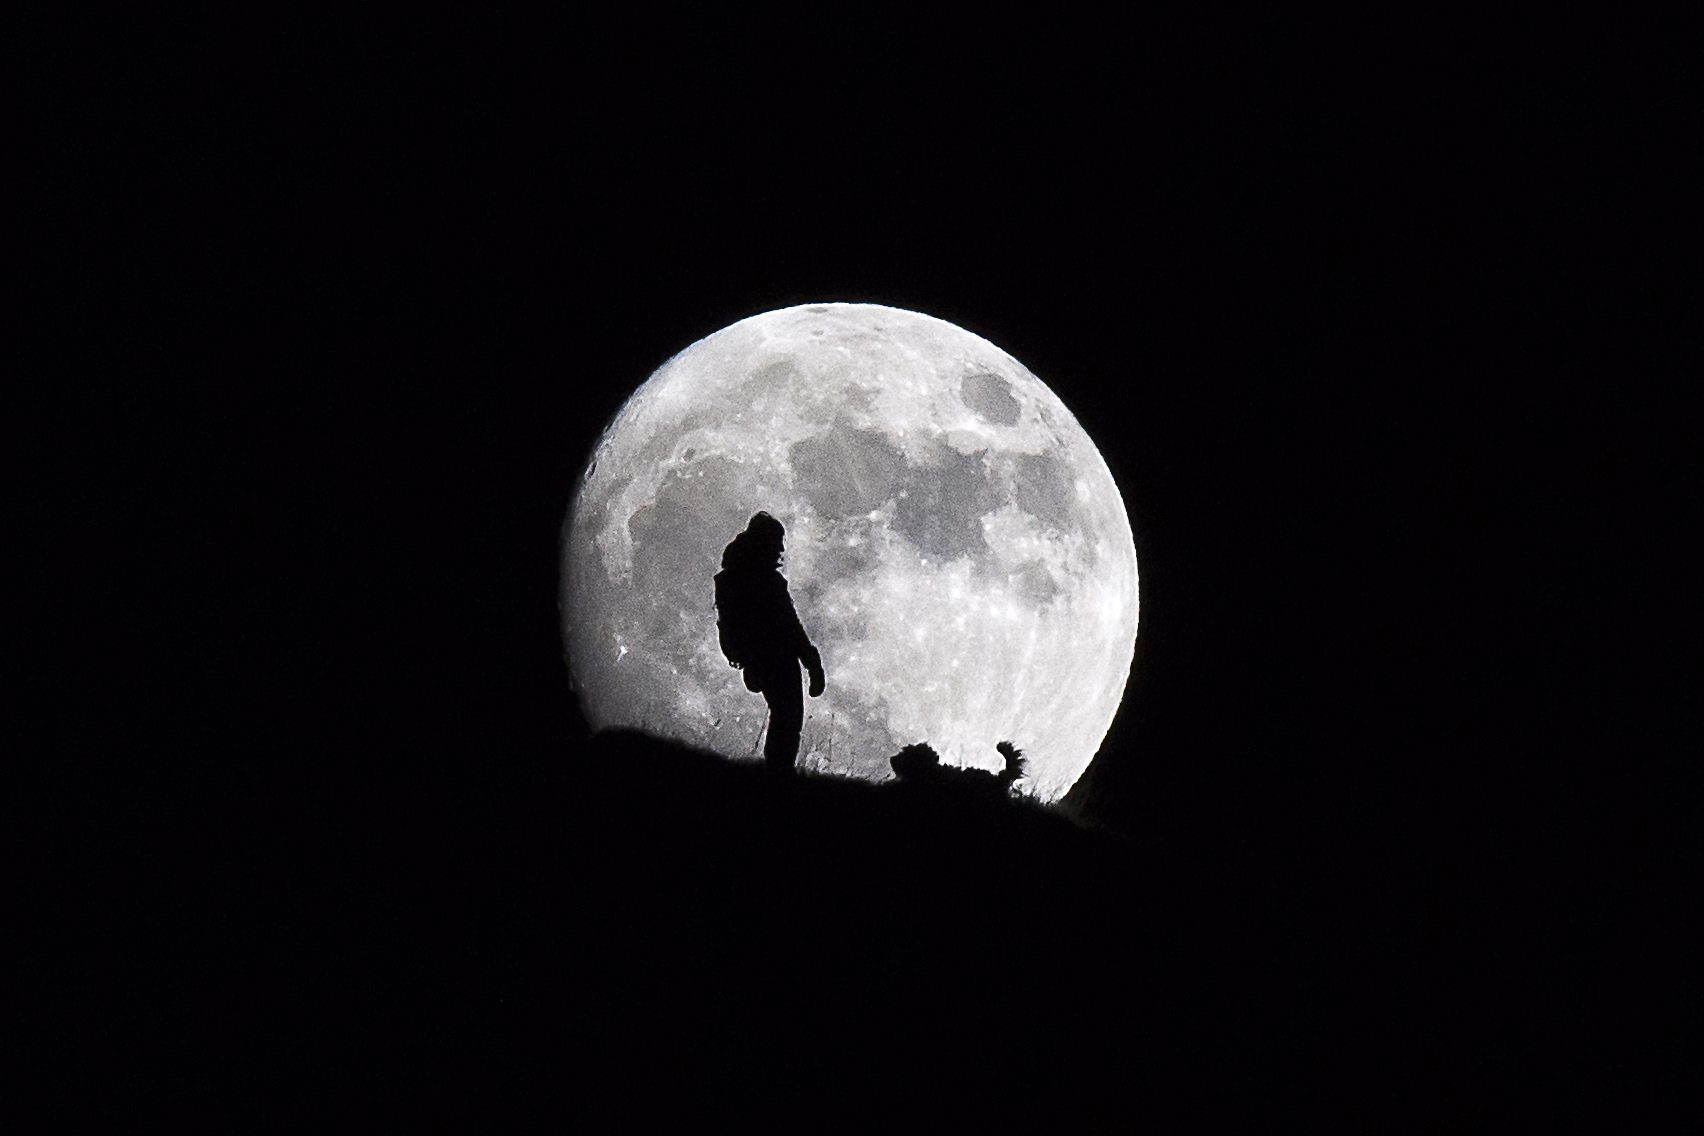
(561, 303, 1138, 802)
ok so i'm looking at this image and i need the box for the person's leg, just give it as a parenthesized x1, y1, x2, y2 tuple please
(761, 662, 804, 771)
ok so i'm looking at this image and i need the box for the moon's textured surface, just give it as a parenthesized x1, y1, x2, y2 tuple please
(562, 304, 1137, 802)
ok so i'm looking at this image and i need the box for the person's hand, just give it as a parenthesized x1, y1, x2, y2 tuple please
(807, 665, 825, 698)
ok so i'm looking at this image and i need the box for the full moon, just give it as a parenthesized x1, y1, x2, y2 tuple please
(561, 303, 1138, 802)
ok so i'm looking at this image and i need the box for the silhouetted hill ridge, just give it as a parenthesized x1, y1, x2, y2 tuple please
(546, 728, 1153, 967)
(479, 728, 1185, 1123)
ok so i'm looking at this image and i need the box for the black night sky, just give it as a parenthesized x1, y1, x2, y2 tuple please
(34, 9, 1692, 1128)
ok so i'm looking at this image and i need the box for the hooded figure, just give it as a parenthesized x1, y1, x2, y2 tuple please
(713, 512, 825, 771)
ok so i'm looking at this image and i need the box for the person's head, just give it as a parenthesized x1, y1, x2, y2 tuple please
(723, 511, 785, 571)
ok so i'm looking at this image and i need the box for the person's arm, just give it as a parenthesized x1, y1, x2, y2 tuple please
(801, 639, 824, 697)
(795, 617, 824, 697)
(780, 580, 825, 696)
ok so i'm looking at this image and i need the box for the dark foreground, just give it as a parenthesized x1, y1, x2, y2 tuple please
(42, 724, 1680, 1129)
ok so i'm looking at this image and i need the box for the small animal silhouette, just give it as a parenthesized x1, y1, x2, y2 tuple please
(890, 740, 1027, 800)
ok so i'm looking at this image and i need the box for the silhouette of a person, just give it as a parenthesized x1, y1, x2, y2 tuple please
(714, 512, 825, 771)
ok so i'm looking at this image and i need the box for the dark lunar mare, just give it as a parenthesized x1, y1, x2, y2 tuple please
(713, 512, 825, 770)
